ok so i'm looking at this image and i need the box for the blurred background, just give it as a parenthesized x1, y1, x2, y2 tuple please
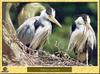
(4, 2, 97, 65)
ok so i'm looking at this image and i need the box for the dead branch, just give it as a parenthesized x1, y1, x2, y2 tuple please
(2, 3, 38, 66)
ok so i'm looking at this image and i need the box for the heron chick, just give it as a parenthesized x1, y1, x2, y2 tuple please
(68, 14, 96, 65)
(17, 7, 62, 50)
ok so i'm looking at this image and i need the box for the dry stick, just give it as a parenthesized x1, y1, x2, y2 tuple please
(16, 40, 37, 65)
(54, 41, 61, 51)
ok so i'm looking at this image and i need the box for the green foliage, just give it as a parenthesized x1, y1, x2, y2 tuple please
(43, 25, 70, 54)
(88, 3, 97, 14)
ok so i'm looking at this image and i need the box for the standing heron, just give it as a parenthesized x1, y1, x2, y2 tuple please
(67, 14, 96, 65)
(17, 7, 62, 51)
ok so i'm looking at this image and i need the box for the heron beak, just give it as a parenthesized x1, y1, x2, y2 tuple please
(48, 15, 62, 28)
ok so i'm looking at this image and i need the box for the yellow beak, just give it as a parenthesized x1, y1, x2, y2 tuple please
(48, 15, 62, 28)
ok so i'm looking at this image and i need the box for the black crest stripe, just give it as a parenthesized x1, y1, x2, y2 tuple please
(81, 14, 87, 22)
(46, 7, 52, 15)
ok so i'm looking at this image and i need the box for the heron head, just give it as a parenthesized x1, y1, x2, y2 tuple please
(75, 14, 91, 26)
(40, 7, 62, 28)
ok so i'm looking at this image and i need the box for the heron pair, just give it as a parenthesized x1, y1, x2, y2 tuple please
(17, 7, 96, 65)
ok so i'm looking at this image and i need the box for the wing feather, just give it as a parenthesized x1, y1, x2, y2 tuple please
(87, 25, 96, 50)
(17, 17, 35, 45)
(68, 25, 88, 52)
(29, 26, 51, 50)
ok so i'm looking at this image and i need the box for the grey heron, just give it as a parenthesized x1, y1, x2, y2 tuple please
(68, 14, 96, 65)
(17, 7, 62, 51)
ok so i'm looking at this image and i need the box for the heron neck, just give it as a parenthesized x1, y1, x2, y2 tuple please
(39, 16, 51, 24)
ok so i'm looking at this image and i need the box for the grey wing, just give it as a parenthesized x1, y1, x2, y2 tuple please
(87, 29, 96, 50)
(67, 26, 88, 52)
(67, 29, 83, 51)
(17, 18, 35, 45)
(29, 25, 52, 50)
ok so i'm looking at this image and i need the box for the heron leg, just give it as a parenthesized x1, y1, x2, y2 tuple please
(86, 49, 88, 65)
